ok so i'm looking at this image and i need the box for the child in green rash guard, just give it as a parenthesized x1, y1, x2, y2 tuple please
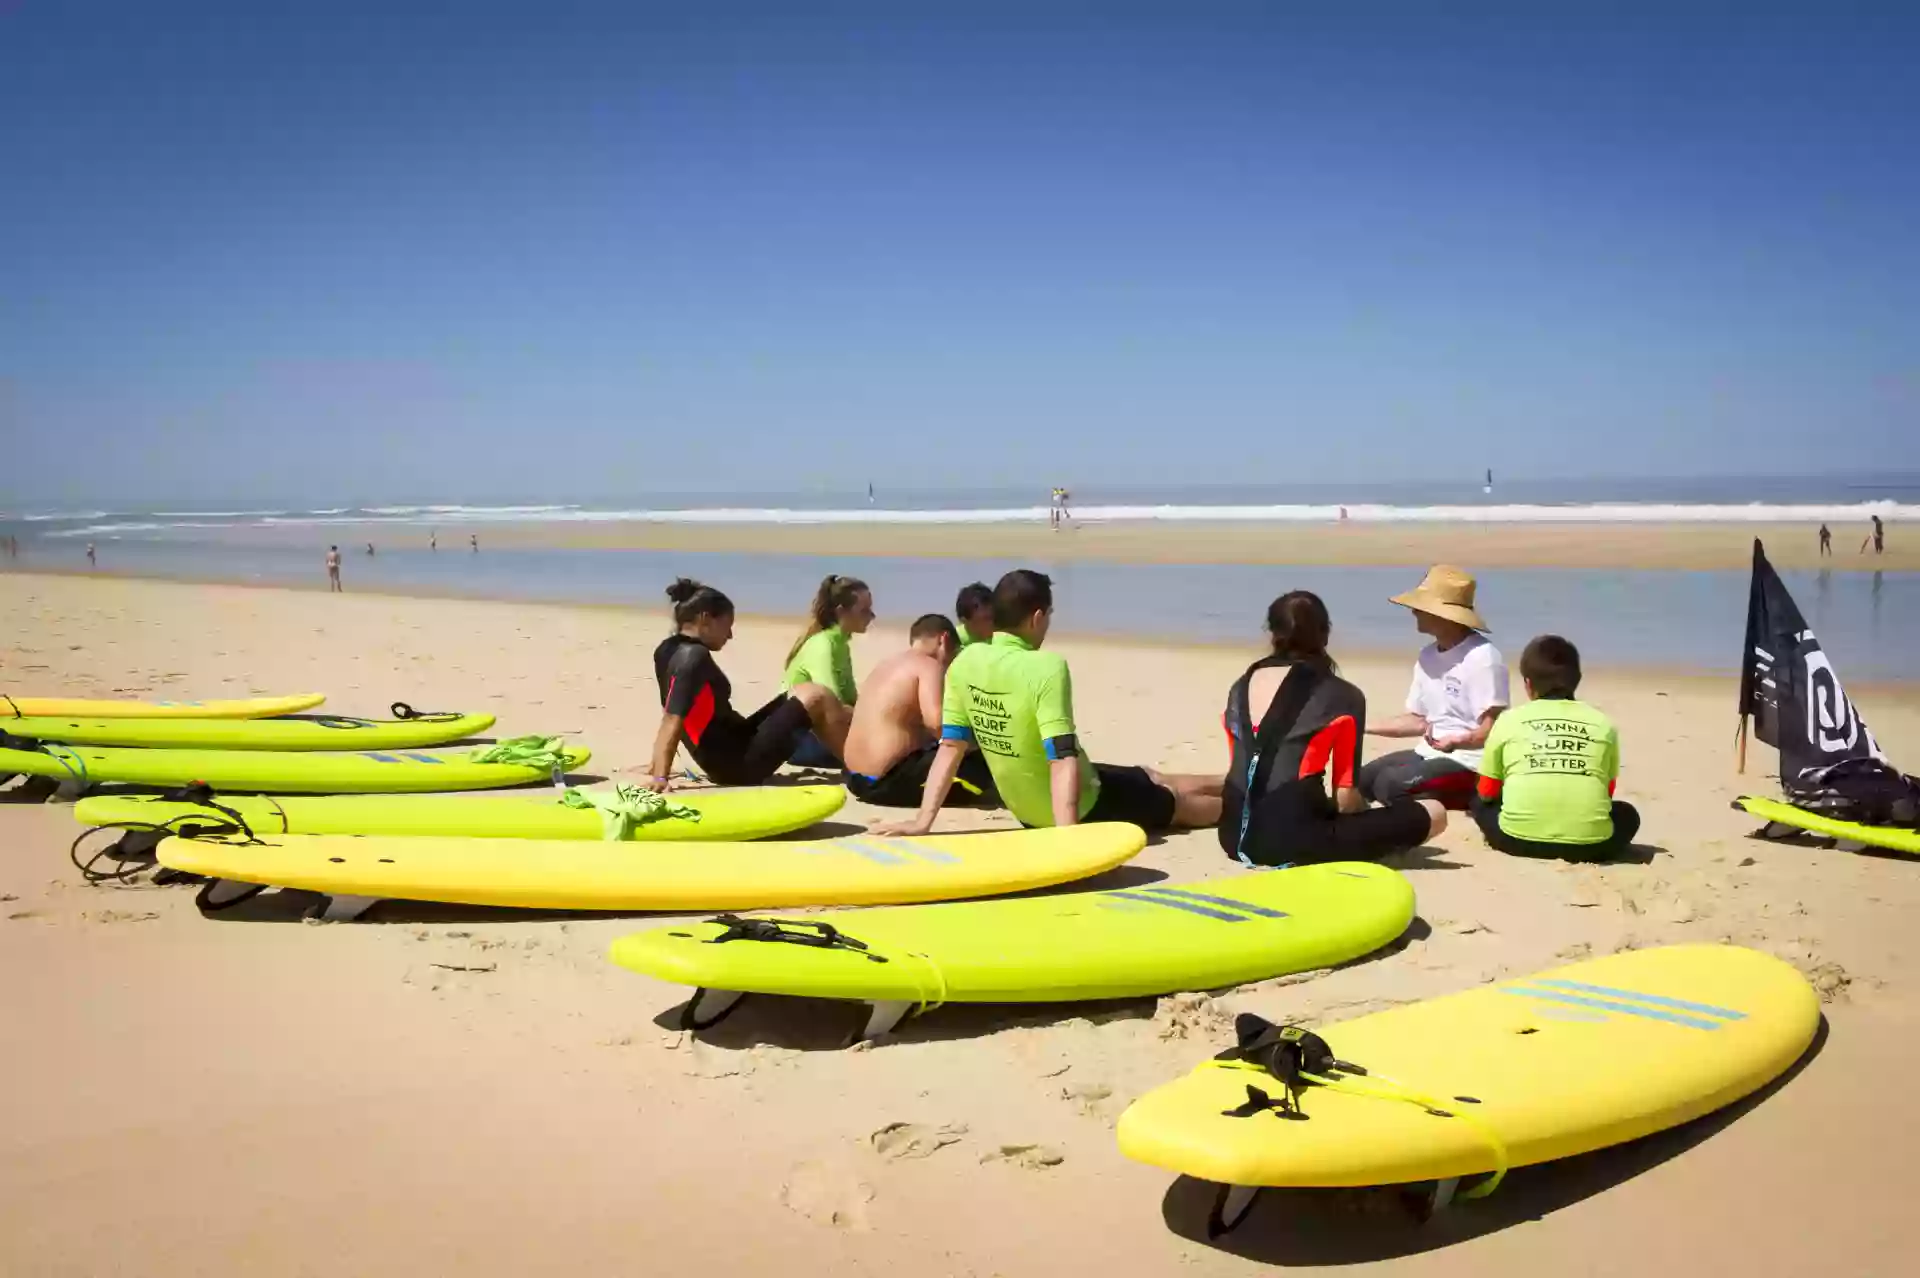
(783, 575, 871, 767)
(1470, 634, 1642, 862)
(872, 569, 1224, 836)
(955, 581, 994, 646)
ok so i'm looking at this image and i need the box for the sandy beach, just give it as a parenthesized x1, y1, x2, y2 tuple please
(4, 573, 1918, 1277)
(344, 518, 1919, 573)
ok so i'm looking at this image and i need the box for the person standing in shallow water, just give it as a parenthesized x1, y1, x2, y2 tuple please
(86, 542, 96, 569)
(1819, 524, 1832, 557)
(326, 545, 342, 592)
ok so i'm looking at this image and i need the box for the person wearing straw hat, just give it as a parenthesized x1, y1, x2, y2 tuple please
(1359, 565, 1510, 806)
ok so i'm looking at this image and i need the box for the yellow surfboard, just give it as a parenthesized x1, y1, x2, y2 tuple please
(0, 741, 589, 793)
(2, 692, 325, 719)
(1734, 795, 1920, 856)
(6, 711, 495, 751)
(73, 785, 846, 842)
(610, 863, 1413, 1039)
(1118, 945, 1818, 1231)
(153, 822, 1147, 919)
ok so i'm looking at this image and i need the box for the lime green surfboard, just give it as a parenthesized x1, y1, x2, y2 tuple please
(3, 711, 495, 751)
(0, 741, 589, 794)
(72, 785, 845, 842)
(610, 861, 1415, 1040)
(2, 692, 325, 719)
(1734, 795, 1920, 855)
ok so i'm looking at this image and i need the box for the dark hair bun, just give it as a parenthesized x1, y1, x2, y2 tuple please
(665, 577, 705, 605)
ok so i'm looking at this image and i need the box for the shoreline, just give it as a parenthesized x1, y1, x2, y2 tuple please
(23, 518, 1914, 572)
(7, 568, 1920, 703)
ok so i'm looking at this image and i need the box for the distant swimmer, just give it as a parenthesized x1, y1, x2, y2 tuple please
(1819, 523, 1832, 557)
(365, 541, 375, 556)
(1049, 487, 1073, 531)
(430, 530, 437, 552)
(1338, 506, 1349, 522)
(955, 581, 994, 646)
(86, 542, 96, 569)
(842, 614, 998, 809)
(470, 533, 479, 553)
(326, 545, 342, 592)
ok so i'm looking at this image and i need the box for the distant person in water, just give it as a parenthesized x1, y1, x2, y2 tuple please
(843, 613, 997, 808)
(955, 581, 994, 646)
(1471, 635, 1640, 862)
(644, 579, 852, 791)
(1360, 565, 1509, 807)
(470, 533, 478, 552)
(1221, 591, 1447, 866)
(1819, 524, 1832, 557)
(874, 569, 1223, 836)
(1871, 514, 1885, 555)
(326, 545, 342, 592)
(430, 530, 438, 552)
(86, 542, 96, 568)
(782, 575, 871, 768)
(365, 542, 375, 556)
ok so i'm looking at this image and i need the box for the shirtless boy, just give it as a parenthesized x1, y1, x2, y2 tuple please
(843, 614, 996, 807)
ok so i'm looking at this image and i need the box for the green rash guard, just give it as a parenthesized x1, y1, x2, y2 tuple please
(1478, 697, 1620, 844)
(941, 632, 1098, 827)
(783, 626, 856, 705)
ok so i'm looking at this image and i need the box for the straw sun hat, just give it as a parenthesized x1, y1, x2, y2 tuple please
(1389, 564, 1489, 632)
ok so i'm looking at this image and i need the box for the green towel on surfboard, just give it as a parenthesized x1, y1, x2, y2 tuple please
(467, 735, 572, 773)
(560, 784, 702, 840)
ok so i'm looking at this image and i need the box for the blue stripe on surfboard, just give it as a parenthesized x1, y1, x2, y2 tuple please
(885, 838, 961, 865)
(1106, 892, 1248, 922)
(1500, 986, 1725, 1030)
(825, 838, 908, 866)
(1134, 886, 1290, 919)
(1531, 978, 1747, 1021)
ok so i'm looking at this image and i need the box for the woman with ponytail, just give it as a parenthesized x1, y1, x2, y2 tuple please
(1219, 591, 1447, 866)
(643, 578, 853, 791)
(780, 574, 872, 767)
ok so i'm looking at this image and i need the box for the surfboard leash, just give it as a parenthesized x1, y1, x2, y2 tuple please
(1211, 1015, 1510, 1198)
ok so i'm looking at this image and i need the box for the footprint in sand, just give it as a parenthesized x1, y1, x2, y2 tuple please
(1060, 1083, 1112, 1118)
(980, 1143, 1065, 1170)
(870, 1121, 968, 1161)
(780, 1161, 875, 1230)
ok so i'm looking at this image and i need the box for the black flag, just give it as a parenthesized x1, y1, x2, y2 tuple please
(1738, 539, 1883, 794)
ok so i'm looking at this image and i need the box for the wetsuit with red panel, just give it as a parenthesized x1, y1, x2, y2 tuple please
(654, 634, 813, 785)
(1220, 657, 1433, 867)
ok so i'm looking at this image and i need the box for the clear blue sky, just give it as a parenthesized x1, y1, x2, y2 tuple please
(3, 2, 1916, 507)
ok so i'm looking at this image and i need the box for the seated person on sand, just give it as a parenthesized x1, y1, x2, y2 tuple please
(874, 569, 1221, 835)
(1221, 591, 1447, 866)
(641, 579, 851, 791)
(842, 613, 998, 808)
(1360, 565, 1508, 807)
(1471, 634, 1641, 862)
(955, 581, 994, 646)
(782, 574, 872, 768)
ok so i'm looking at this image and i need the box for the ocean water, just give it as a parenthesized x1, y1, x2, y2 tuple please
(4, 472, 1919, 538)
(8, 538, 1914, 681)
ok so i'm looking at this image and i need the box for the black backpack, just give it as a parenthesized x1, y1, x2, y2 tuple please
(1787, 757, 1920, 829)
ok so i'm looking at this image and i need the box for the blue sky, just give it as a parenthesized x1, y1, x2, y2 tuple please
(3, 2, 1916, 506)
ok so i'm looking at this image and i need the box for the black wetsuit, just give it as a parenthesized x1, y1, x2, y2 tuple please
(654, 635, 812, 785)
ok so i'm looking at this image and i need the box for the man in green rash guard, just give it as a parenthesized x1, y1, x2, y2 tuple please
(873, 569, 1223, 835)
(783, 574, 872, 767)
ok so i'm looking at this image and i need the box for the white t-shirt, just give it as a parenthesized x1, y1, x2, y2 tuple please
(1405, 633, 1509, 769)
